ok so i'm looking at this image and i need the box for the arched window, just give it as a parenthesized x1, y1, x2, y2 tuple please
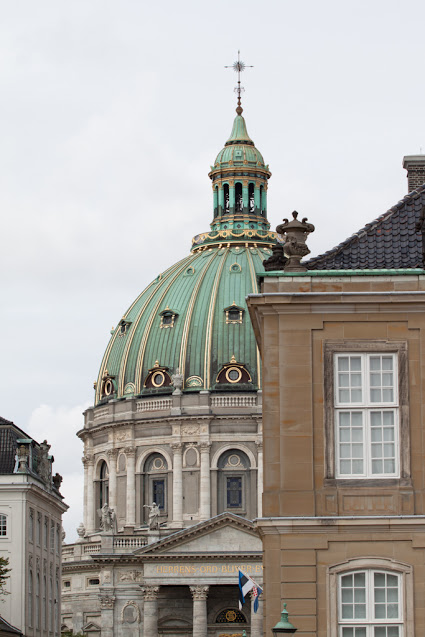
(223, 184, 230, 213)
(216, 608, 247, 624)
(99, 461, 109, 510)
(142, 453, 168, 523)
(235, 183, 243, 212)
(249, 183, 255, 213)
(217, 450, 251, 515)
(0, 514, 7, 536)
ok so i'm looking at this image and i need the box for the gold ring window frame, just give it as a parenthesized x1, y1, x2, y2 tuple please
(225, 367, 242, 383)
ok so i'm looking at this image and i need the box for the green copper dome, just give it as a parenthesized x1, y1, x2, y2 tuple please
(95, 109, 276, 405)
(213, 114, 267, 169)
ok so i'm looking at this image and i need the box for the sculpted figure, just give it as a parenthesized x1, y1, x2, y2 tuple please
(171, 368, 184, 395)
(98, 503, 117, 533)
(144, 502, 161, 530)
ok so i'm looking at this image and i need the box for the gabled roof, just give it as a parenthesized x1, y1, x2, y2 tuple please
(306, 185, 425, 270)
(134, 512, 260, 556)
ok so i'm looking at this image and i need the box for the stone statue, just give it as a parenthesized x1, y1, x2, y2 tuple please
(171, 368, 184, 395)
(98, 504, 117, 534)
(76, 522, 86, 542)
(38, 440, 51, 485)
(144, 502, 161, 530)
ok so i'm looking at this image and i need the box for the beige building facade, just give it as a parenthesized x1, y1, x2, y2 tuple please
(248, 162, 425, 636)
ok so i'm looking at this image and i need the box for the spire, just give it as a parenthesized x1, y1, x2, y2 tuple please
(225, 114, 254, 146)
(225, 51, 253, 116)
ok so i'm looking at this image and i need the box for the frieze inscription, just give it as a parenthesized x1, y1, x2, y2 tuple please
(155, 563, 263, 576)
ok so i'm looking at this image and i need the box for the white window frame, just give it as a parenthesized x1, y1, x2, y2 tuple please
(0, 514, 7, 537)
(328, 558, 414, 637)
(338, 569, 402, 636)
(334, 352, 399, 479)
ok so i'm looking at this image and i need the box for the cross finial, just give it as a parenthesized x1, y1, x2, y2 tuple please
(225, 51, 253, 115)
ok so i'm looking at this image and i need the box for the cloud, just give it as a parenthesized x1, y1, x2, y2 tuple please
(27, 403, 89, 542)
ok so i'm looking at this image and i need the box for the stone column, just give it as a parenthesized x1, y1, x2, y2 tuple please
(107, 449, 118, 513)
(190, 585, 209, 637)
(172, 443, 183, 526)
(199, 442, 211, 521)
(99, 593, 115, 637)
(256, 441, 263, 518)
(83, 454, 95, 533)
(250, 590, 263, 637)
(141, 586, 160, 637)
(125, 447, 136, 527)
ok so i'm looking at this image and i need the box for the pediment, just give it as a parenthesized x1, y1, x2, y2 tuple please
(135, 513, 261, 556)
(82, 622, 101, 632)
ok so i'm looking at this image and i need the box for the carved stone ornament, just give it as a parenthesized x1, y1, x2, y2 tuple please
(99, 595, 115, 609)
(119, 569, 142, 582)
(140, 585, 160, 601)
(181, 425, 199, 436)
(121, 600, 141, 624)
(124, 446, 136, 458)
(82, 454, 94, 467)
(190, 585, 210, 600)
(16, 444, 29, 473)
(107, 448, 119, 460)
(28, 555, 33, 569)
(76, 522, 86, 541)
(116, 430, 130, 442)
(38, 440, 51, 485)
(276, 210, 315, 272)
(262, 243, 287, 271)
(52, 473, 63, 490)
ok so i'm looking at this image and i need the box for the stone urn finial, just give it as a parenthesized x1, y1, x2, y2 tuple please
(76, 522, 86, 542)
(276, 211, 315, 272)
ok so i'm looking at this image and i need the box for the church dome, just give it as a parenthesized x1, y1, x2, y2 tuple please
(95, 108, 276, 406)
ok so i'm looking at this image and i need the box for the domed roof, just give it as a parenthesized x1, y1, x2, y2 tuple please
(212, 113, 267, 170)
(94, 108, 276, 406)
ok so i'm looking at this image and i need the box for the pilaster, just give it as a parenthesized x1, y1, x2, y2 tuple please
(190, 585, 209, 637)
(141, 585, 160, 637)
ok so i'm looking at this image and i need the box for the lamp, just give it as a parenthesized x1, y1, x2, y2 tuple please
(272, 603, 297, 635)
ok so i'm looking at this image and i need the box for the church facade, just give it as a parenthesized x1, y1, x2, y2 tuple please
(61, 102, 272, 636)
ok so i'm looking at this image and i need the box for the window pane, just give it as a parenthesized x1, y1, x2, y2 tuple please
(338, 357, 349, 371)
(382, 357, 394, 371)
(351, 358, 361, 371)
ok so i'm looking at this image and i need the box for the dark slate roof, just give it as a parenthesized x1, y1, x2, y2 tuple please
(0, 418, 32, 475)
(306, 184, 425, 270)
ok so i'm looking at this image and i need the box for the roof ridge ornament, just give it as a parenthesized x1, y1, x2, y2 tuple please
(276, 211, 315, 272)
(225, 51, 253, 115)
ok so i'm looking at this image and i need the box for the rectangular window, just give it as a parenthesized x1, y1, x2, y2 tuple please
(50, 523, 55, 552)
(29, 509, 34, 543)
(44, 517, 48, 549)
(36, 513, 41, 545)
(152, 479, 165, 510)
(339, 570, 402, 636)
(335, 353, 399, 478)
(226, 476, 242, 508)
(0, 515, 7, 537)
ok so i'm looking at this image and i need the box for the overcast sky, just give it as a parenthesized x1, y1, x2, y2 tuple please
(1, 0, 425, 541)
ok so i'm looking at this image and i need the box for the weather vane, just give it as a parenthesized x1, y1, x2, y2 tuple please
(225, 51, 253, 114)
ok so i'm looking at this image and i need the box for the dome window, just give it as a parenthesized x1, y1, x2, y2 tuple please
(159, 307, 178, 329)
(144, 361, 172, 389)
(230, 263, 242, 273)
(118, 319, 131, 336)
(216, 356, 252, 385)
(100, 370, 116, 399)
(235, 183, 243, 212)
(223, 184, 230, 213)
(249, 183, 255, 213)
(224, 303, 244, 324)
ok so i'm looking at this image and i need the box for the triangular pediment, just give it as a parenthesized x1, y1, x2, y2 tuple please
(135, 513, 261, 556)
(82, 622, 101, 632)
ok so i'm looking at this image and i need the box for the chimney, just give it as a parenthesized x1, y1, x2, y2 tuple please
(403, 155, 425, 192)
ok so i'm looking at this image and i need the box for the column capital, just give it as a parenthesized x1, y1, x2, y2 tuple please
(255, 440, 263, 451)
(124, 446, 136, 458)
(171, 442, 183, 452)
(199, 442, 211, 452)
(107, 448, 119, 460)
(140, 585, 160, 601)
(99, 595, 115, 609)
(82, 454, 94, 467)
(190, 585, 209, 600)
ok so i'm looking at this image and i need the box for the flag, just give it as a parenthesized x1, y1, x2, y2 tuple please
(238, 570, 254, 610)
(251, 581, 263, 613)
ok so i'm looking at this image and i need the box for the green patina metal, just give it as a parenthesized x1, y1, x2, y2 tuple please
(95, 109, 274, 405)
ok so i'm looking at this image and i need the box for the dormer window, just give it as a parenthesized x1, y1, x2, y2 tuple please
(100, 370, 116, 398)
(216, 356, 252, 385)
(159, 308, 177, 329)
(118, 319, 131, 336)
(144, 361, 172, 389)
(224, 303, 244, 324)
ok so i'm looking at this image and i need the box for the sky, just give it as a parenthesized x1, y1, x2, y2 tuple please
(1, 0, 425, 541)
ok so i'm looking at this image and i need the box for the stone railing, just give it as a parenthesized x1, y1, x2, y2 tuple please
(136, 398, 172, 413)
(84, 543, 101, 554)
(113, 537, 147, 549)
(211, 395, 257, 408)
(62, 546, 74, 561)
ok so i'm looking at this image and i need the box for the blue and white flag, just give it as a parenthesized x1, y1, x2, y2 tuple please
(238, 570, 254, 610)
(238, 570, 263, 612)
